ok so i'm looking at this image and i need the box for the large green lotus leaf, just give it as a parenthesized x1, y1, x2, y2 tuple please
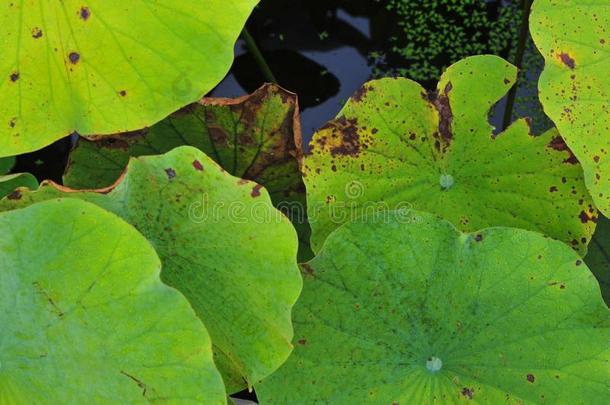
(586, 215, 610, 306)
(0, 172, 37, 199)
(0, 198, 226, 404)
(531, 0, 610, 217)
(303, 55, 595, 254)
(257, 211, 610, 404)
(0, 0, 258, 157)
(63, 83, 312, 260)
(0, 146, 302, 393)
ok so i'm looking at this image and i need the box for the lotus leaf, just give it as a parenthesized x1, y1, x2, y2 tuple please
(0, 146, 302, 393)
(0, 0, 257, 156)
(531, 0, 610, 216)
(303, 55, 595, 254)
(0, 198, 226, 404)
(258, 211, 610, 404)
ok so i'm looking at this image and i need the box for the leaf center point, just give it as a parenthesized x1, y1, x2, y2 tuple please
(439, 174, 454, 190)
(426, 356, 443, 372)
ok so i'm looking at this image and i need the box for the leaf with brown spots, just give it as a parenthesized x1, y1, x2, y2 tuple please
(257, 211, 610, 404)
(63, 84, 312, 261)
(0, 0, 258, 157)
(531, 0, 610, 217)
(304, 55, 595, 254)
(0, 146, 302, 394)
(0, 172, 38, 199)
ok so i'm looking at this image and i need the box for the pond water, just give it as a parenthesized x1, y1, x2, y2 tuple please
(212, 5, 375, 142)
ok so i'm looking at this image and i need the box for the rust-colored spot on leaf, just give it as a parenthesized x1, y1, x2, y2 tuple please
(526, 374, 535, 383)
(558, 53, 576, 69)
(9, 72, 19, 82)
(579, 210, 597, 224)
(428, 82, 453, 151)
(548, 136, 578, 164)
(548, 136, 568, 151)
(165, 168, 176, 179)
(461, 388, 474, 400)
(251, 184, 263, 198)
(192, 160, 203, 171)
(325, 117, 363, 157)
(80, 7, 91, 20)
(32, 27, 43, 38)
(297, 338, 307, 345)
(564, 155, 578, 165)
(352, 85, 372, 102)
(68, 52, 80, 64)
